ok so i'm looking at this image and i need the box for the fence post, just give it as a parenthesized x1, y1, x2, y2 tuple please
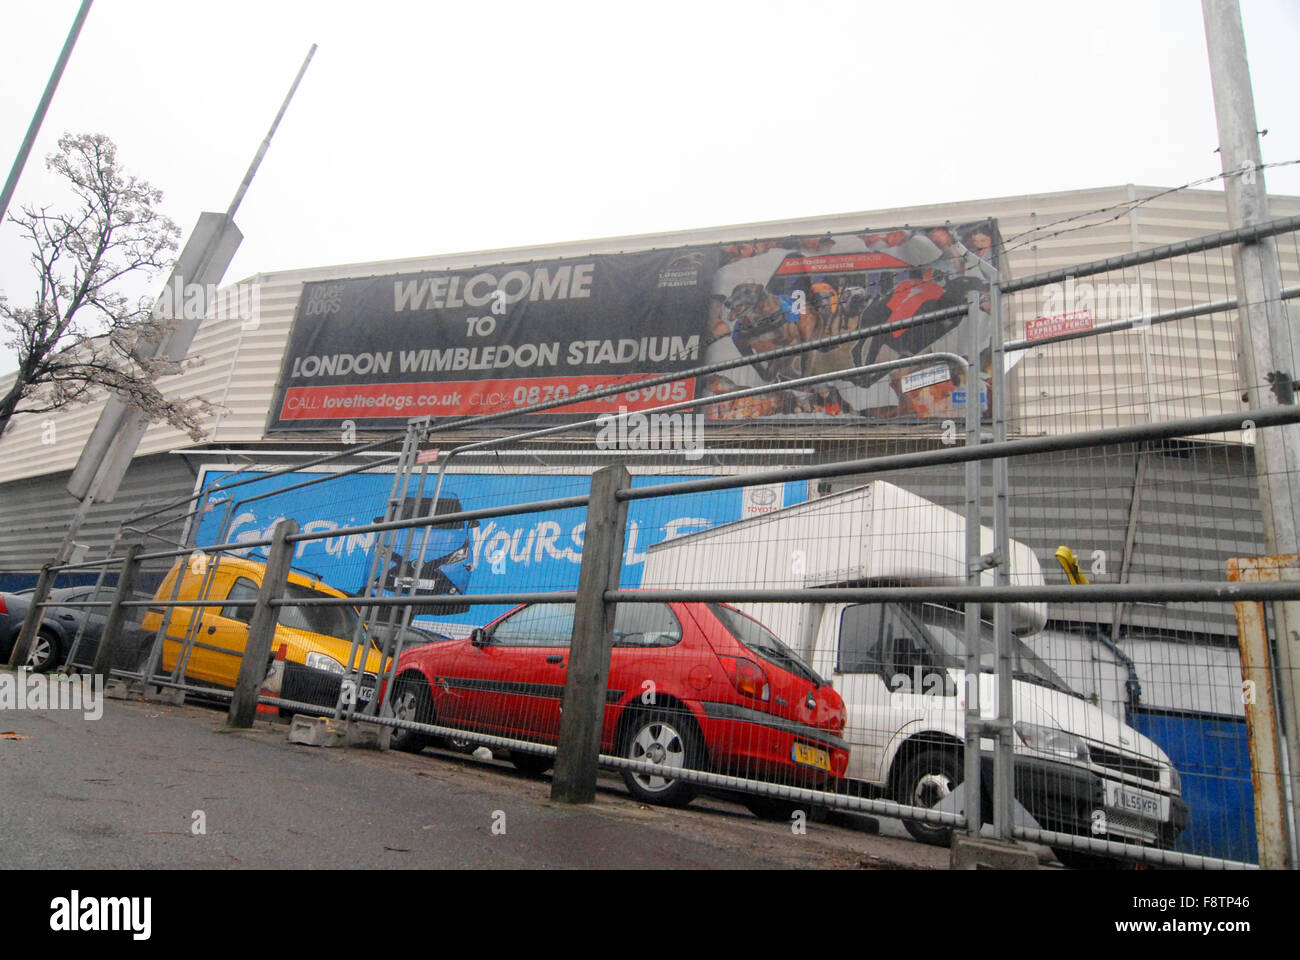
(551, 464, 630, 804)
(229, 518, 298, 728)
(7, 562, 57, 668)
(990, 277, 1017, 841)
(90, 544, 142, 678)
(962, 289, 984, 839)
(1228, 557, 1295, 869)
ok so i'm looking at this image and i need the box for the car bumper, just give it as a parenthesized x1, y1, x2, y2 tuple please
(695, 700, 850, 785)
(280, 662, 380, 712)
(1010, 754, 1189, 848)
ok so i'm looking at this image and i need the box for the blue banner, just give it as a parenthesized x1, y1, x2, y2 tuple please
(193, 469, 807, 629)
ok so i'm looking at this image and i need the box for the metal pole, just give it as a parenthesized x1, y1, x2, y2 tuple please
(366, 451, 440, 717)
(341, 426, 419, 719)
(227, 43, 316, 219)
(963, 291, 984, 839)
(62, 539, 116, 670)
(991, 279, 1016, 840)
(614, 405, 1300, 502)
(0, 0, 92, 225)
(1203, 0, 1300, 860)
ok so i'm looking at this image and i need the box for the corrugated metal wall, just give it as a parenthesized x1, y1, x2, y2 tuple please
(862, 442, 1262, 638)
(0, 184, 1289, 630)
(0, 453, 197, 577)
(1, 184, 1296, 485)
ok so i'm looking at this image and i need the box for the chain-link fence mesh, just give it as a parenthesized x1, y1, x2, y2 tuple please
(12, 218, 1300, 871)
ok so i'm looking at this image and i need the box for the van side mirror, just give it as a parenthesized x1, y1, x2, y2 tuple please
(469, 519, 480, 528)
(470, 627, 489, 647)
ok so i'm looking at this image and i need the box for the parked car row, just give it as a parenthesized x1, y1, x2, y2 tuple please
(13, 548, 1185, 863)
(0, 586, 150, 673)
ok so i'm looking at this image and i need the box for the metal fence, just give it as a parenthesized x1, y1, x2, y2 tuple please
(7, 212, 1300, 871)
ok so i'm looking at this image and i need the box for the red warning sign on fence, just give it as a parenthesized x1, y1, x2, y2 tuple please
(1026, 310, 1093, 342)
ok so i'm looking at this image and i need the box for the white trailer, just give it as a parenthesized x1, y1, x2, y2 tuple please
(642, 481, 1189, 858)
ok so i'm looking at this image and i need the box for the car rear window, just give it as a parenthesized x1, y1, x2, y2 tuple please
(706, 603, 824, 686)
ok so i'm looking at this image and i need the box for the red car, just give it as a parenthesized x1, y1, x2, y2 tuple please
(385, 600, 848, 809)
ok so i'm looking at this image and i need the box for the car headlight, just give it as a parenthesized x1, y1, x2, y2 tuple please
(1168, 763, 1181, 794)
(304, 652, 345, 675)
(1014, 721, 1090, 762)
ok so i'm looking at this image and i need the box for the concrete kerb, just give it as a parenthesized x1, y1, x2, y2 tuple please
(286, 712, 392, 750)
(950, 835, 1049, 870)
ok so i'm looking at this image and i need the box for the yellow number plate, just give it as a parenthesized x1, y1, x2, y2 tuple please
(792, 742, 831, 771)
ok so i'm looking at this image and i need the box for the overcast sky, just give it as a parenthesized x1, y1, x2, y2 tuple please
(2, 0, 1299, 375)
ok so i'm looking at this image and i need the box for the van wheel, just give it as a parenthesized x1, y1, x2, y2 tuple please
(620, 711, 701, 808)
(898, 748, 960, 846)
(389, 676, 434, 753)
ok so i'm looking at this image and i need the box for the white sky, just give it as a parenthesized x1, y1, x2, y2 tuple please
(2, 0, 1299, 376)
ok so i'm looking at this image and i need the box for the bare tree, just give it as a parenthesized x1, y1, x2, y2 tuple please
(0, 132, 213, 442)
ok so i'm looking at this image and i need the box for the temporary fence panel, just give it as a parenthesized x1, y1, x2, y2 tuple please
(15, 213, 1300, 872)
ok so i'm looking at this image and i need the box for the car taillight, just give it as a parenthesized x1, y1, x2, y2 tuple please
(721, 657, 769, 702)
(0, 596, 6, 615)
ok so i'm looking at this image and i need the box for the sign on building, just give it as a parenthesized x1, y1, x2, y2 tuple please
(267, 220, 1000, 432)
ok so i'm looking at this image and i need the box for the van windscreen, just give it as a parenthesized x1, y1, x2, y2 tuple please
(917, 603, 1071, 694)
(278, 584, 366, 645)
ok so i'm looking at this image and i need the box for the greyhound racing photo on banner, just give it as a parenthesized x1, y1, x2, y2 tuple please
(266, 219, 1000, 431)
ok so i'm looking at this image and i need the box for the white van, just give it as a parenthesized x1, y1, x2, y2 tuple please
(641, 481, 1189, 855)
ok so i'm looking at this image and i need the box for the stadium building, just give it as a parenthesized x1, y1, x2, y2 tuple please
(1, 180, 1298, 649)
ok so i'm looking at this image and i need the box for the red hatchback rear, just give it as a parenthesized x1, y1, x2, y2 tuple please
(386, 600, 848, 808)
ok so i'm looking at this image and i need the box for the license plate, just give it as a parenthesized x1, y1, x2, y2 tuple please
(359, 684, 375, 702)
(1108, 784, 1160, 818)
(792, 742, 831, 772)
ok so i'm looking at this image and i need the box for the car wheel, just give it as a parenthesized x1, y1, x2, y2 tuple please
(439, 734, 476, 754)
(620, 710, 701, 808)
(26, 628, 61, 674)
(510, 751, 553, 777)
(898, 748, 960, 846)
(388, 676, 434, 753)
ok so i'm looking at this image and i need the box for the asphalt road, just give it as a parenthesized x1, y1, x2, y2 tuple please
(0, 682, 948, 870)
